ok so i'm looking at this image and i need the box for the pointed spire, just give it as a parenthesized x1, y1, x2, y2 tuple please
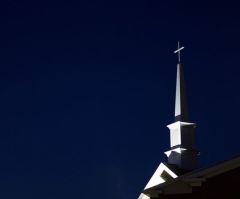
(174, 42, 188, 122)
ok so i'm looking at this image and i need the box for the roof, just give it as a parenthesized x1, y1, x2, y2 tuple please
(143, 154, 240, 196)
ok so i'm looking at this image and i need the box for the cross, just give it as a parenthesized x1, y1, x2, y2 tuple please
(174, 41, 184, 63)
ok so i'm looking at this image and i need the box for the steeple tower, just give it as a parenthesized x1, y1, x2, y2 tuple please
(138, 43, 200, 199)
(164, 42, 199, 170)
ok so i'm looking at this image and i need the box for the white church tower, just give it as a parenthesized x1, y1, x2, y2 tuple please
(164, 42, 199, 171)
(138, 42, 199, 199)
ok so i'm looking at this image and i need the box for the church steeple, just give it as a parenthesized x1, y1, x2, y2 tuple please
(137, 43, 200, 199)
(164, 42, 199, 171)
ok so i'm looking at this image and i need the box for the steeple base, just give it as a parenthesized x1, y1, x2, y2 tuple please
(165, 148, 199, 170)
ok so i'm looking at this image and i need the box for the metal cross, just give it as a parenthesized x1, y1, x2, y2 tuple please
(174, 41, 184, 63)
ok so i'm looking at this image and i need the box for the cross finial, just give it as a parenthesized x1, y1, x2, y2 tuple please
(174, 41, 185, 63)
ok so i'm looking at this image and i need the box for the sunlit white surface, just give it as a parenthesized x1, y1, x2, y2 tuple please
(167, 121, 196, 147)
(144, 163, 178, 190)
(138, 193, 150, 199)
(164, 147, 187, 157)
(138, 163, 178, 199)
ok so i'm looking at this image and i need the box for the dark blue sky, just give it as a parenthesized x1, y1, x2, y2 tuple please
(1, 1, 240, 198)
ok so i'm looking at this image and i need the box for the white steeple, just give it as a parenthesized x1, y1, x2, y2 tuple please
(138, 43, 199, 199)
(164, 42, 199, 170)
